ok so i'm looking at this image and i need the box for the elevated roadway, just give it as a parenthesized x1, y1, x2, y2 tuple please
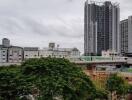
(0, 56, 131, 66)
(69, 56, 128, 65)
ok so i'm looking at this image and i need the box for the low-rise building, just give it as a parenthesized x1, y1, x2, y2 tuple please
(39, 47, 80, 58)
(8, 46, 23, 63)
(71, 48, 80, 57)
(0, 39, 81, 64)
(102, 50, 119, 57)
(39, 49, 72, 58)
(39, 49, 54, 58)
(0, 45, 8, 63)
(24, 47, 39, 59)
(23, 43, 80, 60)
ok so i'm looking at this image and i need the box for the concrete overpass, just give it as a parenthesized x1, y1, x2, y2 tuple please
(69, 56, 128, 65)
(72, 60, 127, 65)
(0, 56, 131, 66)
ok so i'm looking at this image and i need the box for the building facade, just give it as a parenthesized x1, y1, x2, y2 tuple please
(39, 48, 70, 58)
(0, 39, 80, 64)
(102, 50, 119, 57)
(40, 47, 80, 58)
(24, 47, 39, 59)
(2, 38, 10, 47)
(0, 45, 23, 63)
(84, 0, 120, 56)
(0, 45, 8, 63)
(120, 16, 132, 55)
(23, 43, 80, 60)
(8, 46, 23, 63)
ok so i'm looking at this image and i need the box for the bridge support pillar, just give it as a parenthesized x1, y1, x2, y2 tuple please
(86, 64, 96, 75)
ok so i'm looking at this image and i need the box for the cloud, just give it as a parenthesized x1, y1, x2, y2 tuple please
(0, 0, 131, 53)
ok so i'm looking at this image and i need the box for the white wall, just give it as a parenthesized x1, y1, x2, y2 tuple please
(24, 51, 39, 59)
(0, 49, 7, 63)
(8, 47, 23, 63)
(128, 16, 132, 53)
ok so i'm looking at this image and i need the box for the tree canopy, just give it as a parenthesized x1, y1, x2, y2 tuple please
(0, 57, 130, 100)
(0, 57, 98, 100)
(21, 58, 97, 100)
(106, 74, 128, 100)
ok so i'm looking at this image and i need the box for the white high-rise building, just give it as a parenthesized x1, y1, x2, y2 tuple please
(120, 16, 132, 55)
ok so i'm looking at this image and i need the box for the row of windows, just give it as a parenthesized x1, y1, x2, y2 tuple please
(9, 55, 22, 56)
(1, 58, 22, 61)
(3, 53, 68, 57)
(1, 55, 22, 56)
(25, 55, 68, 57)
(2, 58, 6, 60)
(25, 55, 37, 57)
(9, 58, 22, 60)
(2, 51, 6, 53)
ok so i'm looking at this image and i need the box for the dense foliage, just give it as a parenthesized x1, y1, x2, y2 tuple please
(0, 58, 131, 100)
(0, 58, 98, 100)
(22, 58, 98, 100)
(106, 74, 128, 100)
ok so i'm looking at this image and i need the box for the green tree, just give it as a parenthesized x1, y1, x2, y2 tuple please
(0, 67, 33, 100)
(95, 89, 108, 100)
(0, 58, 104, 100)
(128, 85, 132, 93)
(21, 57, 96, 100)
(106, 74, 128, 100)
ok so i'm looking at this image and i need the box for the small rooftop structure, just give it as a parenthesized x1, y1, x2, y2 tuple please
(102, 50, 119, 57)
(2, 38, 10, 47)
(72, 48, 79, 51)
(85, 0, 119, 6)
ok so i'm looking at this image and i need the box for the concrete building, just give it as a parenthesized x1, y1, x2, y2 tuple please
(0, 38, 80, 64)
(39, 44, 80, 58)
(39, 48, 70, 58)
(0, 38, 23, 63)
(0, 45, 8, 63)
(8, 46, 23, 63)
(39, 49, 53, 58)
(120, 16, 132, 55)
(102, 50, 119, 57)
(24, 47, 39, 59)
(49, 42, 55, 50)
(23, 45, 80, 60)
(70, 48, 80, 57)
(2, 38, 10, 47)
(84, 0, 120, 56)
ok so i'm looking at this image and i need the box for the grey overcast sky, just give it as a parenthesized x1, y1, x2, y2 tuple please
(0, 0, 132, 53)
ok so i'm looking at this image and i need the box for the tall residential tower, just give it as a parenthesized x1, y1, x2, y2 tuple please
(120, 16, 132, 55)
(84, 0, 120, 55)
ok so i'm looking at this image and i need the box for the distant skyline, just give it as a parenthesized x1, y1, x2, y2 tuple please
(0, 0, 132, 53)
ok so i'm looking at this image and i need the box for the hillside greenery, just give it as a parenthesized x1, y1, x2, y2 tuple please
(0, 57, 131, 100)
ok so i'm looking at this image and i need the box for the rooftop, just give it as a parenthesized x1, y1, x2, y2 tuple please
(85, 0, 119, 6)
